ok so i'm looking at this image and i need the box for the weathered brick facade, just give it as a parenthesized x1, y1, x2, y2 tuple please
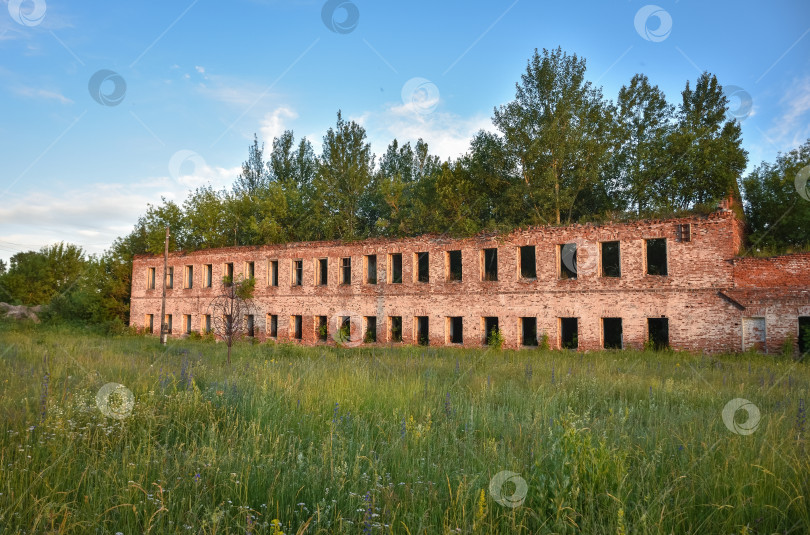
(130, 207, 810, 354)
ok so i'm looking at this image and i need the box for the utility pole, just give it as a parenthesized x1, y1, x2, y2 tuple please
(159, 226, 169, 346)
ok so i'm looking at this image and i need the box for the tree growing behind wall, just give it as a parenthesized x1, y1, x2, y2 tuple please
(207, 275, 256, 365)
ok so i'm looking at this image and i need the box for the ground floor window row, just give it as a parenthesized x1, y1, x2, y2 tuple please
(142, 312, 779, 349)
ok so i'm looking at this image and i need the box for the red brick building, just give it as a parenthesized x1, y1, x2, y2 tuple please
(130, 205, 810, 354)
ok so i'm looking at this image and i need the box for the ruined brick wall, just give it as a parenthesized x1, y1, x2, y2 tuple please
(130, 209, 808, 354)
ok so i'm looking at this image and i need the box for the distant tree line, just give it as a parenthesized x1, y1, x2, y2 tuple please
(0, 48, 807, 327)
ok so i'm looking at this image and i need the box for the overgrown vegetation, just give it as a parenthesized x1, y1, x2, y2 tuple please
(0, 48, 807, 327)
(1, 321, 808, 533)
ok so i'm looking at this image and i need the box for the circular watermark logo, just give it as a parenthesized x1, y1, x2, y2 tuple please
(96, 383, 135, 420)
(321, 0, 359, 34)
(401, 77, 440, 115)
(8, 0, 46, 27)
(795, 165, 810, 202)
(723, 85, 753, 121)
(634, 5, 672, 42)
(560, 239, 598, 277)
(169, 150, 207, 182)
(722, 398, 760, 435)
(88, 69, 127, 107)
(331, 310, 364, 348)
(489, 470, 527, 508)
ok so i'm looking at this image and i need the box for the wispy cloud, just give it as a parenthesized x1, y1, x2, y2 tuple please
(260, 107, 298, 142)
(13, 86, 73, 104)
(767, 76, 810, 150)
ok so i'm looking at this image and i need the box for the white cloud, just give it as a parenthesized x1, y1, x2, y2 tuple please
(767, 76, 810, 150)
(14, 86, 73, 104)
(195, 65, 205, 74)
(260, 107, 298, 143)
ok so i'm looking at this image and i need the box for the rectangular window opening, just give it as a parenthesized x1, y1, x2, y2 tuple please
(601, 241, 621, 278)
(268, 260, 279, 286)
(648, 317, 669, 350)
(559, 244, 577, 279)
(448, 316, 463, 344)
(603, 317, 623, 349)
(246, 314, 254, 337)
(317, 258, 328, 286)
(164, 314, 173, 334)
(317, 315, 328, 341)
(520, 246, 536, 279)
(415, 316, 429, 346)
(165, 267, 174, 289)
(341, 257, 352, 285)
(365, 255, 377, 284)
(560, 317, 578, 349)
(447, 250, 462, 281)
(224, 263, 234, 286)
(292, 315, 303, 340)
(184, 266, 194, 289)
(390, 253, 402, 284)
(364, 316, 377, 343)
(145, 314, 154, 333)
(521, 317, 538, 347)
(147, 267, 156, 290)
(677, 223, 692, 242)
(183, 314, 192, 334)
(204, 264, 213, 288)
(483, 317, 500, 345)
(245, 261, 255, 280)
(389, 316, 403, 343)
(482, 248, 498, 281)
(646, 238, 668, 276)
(203, 314, 211, 334)
(799, 317, 810, 355)
(339, 316, 351, 341)
(267, 314, 278, 337)
(415, 252, 429, 283)
(292, 260, 303, 286)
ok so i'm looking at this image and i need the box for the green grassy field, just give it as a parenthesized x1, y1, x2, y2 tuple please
(0, 321, 808, 534)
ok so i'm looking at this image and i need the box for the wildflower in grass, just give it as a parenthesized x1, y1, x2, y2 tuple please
(474, 488, 486, 528)
(363, 492, 372, 535)
(333, 402, 339, 424)
(617, 507, 626, 535)
(270, 519, 284, 535)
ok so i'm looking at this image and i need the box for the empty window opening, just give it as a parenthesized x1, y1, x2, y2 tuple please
(560, 318, 578, 349)
(559, 244, 577, 279)
(292, 260, 303, 286)
(224, 263, 234, 286)
(799, 317, 810, 355)
(390, 253, 403, 284)
(520, 246, 536, 279)
(166, 267, 174, 289)
(164, 314, 173, 334)
(224, 314, 233, 333)
(447, 250, 462, 281)
(483, 317, 500, 345)
(268, 260, 278, 286)
(648, 318, 669, 350)
(482, 248, 498, 281)
(184, 266, 194, 289)
(521, 317, 538, 346)
(677, 223, 692, 242)
(601, 241, 621, 278)
(145, 314, 154, 333)
(415, 316, 429, 345)
(365, 255, 377, 284)
(341, 257, 352, 285)
(246, 314, 254, 337)
(317, 258, 328, 286)
(183, 314, 192, 334)
(416, 252, 429, 283)
(646, 239, 668, 276)
(389, 316, 403, 342)
(202, 314, 211, 334)
(603, 318, 623, 349)
(204, 264, 213, 288)
(365, 316, 377, 343)
(448, 317, 463, 344)
(147, 267, 156, 290)
(267, 314, 278, 337)
(245, 261, 255, 280)
(339, 316, 351, 341)
(317, 315, 328, 341)
(292, 315, 303, 340)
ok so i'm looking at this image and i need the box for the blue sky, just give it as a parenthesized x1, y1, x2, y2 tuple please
(1, 0, 809, 262)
